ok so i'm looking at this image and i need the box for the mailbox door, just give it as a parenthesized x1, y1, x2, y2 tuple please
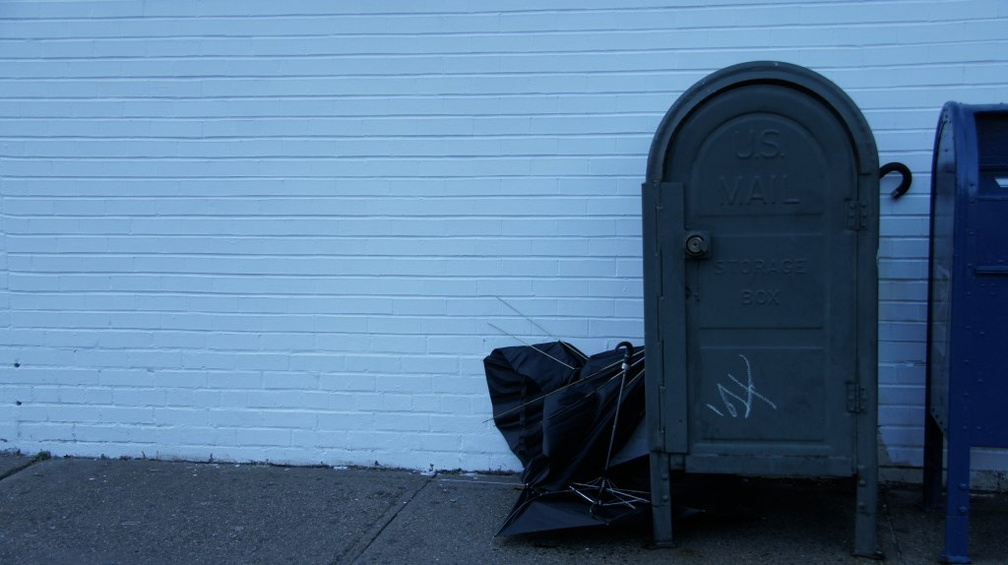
(661, 82, 862, 475)
(965, 110, 1008, 448)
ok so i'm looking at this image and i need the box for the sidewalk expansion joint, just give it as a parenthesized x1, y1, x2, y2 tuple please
(0, 456, 39, 482)
(341, 471, 437, 565)
(882, 488, 904, 562)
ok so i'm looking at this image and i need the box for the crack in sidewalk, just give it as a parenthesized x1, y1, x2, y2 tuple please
(340, 471, 437, 565)
(882, 488, 904, 563)
(0, 454, 41, 482)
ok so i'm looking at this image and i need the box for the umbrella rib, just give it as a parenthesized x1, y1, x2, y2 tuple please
(570, 481, 649, 505)
(481, 373, 612, 423)
(482, 360, 645, 423)
(578, 353, 644, 383)
(538, 370, 645, 423)
(487, 323, 579, 370)
(495, 297, 590, 361)
(599, 347, 629, 493)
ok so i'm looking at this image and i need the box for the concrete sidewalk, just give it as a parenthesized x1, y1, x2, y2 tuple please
(1, 452, 1006, 564)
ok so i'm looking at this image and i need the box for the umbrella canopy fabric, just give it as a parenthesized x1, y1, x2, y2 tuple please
(483, 341, 649, 535)
(495, 489, 611, 537)
(537, 345, 646, 491)
(483, 341, 585, 485)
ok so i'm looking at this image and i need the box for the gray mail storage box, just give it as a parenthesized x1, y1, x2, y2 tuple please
(642, 62, 882, 557)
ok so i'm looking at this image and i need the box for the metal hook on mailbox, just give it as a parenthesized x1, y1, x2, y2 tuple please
(879, 161, 912, 200)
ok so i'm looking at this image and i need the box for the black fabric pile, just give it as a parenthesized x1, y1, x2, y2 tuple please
(483, 341, 649, 535)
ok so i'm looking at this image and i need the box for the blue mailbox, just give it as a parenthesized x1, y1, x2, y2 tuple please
(923, 102, 1008, 564)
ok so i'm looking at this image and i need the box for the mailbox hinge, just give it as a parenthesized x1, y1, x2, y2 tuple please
(654, 384, 667, 446)
(654, 426, 665, 449)
(846, 383, 867, 413)
(846, 201, 868, 230)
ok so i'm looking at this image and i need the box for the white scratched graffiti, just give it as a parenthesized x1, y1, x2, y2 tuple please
(706, 354, 778, 418)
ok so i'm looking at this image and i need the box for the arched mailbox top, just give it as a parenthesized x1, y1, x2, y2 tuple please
(933, 101, 1008, 200)
(645, 61, 879, 183)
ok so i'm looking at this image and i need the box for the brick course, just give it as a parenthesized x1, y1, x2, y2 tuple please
(0, 0, 1005, 471)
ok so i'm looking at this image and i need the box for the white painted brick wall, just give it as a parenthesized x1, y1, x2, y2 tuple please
(1, 0, 1006, 472)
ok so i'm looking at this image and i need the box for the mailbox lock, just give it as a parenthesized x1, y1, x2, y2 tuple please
(684, 232, 710, 258)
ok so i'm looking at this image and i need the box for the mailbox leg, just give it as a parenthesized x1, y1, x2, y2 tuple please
(853, 378, 882, 559)
(649, 451, 674, 547)
(941, 437, 971, 564)
(854, 463, 882, 559)
(922, 410, 945, 511)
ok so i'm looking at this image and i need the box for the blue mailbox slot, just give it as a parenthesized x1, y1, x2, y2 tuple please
(923, 102, 1008, 564)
